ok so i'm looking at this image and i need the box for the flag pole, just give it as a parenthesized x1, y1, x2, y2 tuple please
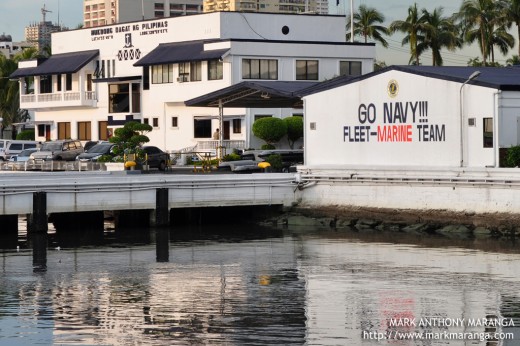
(350, 0, 354, 43)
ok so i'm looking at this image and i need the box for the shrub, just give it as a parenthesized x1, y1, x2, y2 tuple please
(283, 116, 303, 149)
(252, 117, 287, 148)
(222, 153, 241, 161)
(261, 143, 275, 150)
(16, 130, 35, 140)
(506, 145, 520, 167)
(265, 154, 283, 171)
(109, 121, 152, 157)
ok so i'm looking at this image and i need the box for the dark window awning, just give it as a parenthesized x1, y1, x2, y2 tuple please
(134, 41, 229, 67)
(185, 81, 319, 108)
(10, 50, 99, 78)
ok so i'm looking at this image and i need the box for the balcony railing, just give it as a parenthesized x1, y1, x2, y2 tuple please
(20, 91, 97, 108)
(197, 140, 246, 150)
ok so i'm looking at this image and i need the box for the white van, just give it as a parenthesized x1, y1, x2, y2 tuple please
(0, 139, 11, 161)
(0, 140, 38, 161)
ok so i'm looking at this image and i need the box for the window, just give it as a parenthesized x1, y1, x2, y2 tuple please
(65, 74, 72, 91)
(194, 119, 212, 138)
(143, 118, 149, 125)
(339, 61, 362, 76)
(208, 60, 223, 80)
(57, 122, 71, 140)
(483, 117, 493, 148)
(78, 122, 92, 140)
(232, 119, 241, 133)
(190, 61, 202, 81)
(40, 75, 52, 94)
(153, 118, 159, 127)
(152, 64, 173, 84)
(57, 74, 62, 91)
(109, 83, 141, 113)
(242, 59, 278, 80)
(99, 121, 108, 140)
(172, 116, 178, 127)
(87, 74, 93, 92)
(143, 67, 150, 90)
(132, 83, 140, 113)
(296, 60, 319, 80)
(179, 62, 190, 82)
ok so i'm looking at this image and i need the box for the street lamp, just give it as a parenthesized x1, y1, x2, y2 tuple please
(459, 70, 481, 167)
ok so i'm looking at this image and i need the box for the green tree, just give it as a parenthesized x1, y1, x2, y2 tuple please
(488, 24, 514, 63)
(456, 0, 505, 65)
(504, 0, 520, 56)
(252, 117, 287, 148)
(390, 3, 428, 65)
(283, 116, 303, 149)
(419, 7, 462, 66)
(506, 54, 520, 65)
(0, 54, 28, 139)
(109, 121, 153, 159)
(347, 5, 389, 47)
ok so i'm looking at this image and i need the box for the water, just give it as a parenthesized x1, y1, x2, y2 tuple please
(1, 225, 520, 345)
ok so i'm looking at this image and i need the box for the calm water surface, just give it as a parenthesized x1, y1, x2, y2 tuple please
(1, 225, 520, 345)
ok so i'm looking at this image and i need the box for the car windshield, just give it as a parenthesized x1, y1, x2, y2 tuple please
(40, 143, 62, 151)
(87, 143, 112, 154)
(19, 149, 37, 157)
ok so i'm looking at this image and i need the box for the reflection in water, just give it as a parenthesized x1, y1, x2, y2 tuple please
(0, 225, 519, 345)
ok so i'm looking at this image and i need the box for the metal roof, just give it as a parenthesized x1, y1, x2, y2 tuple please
(185, 80, 319, 108)
(10, 50, 99, 78)
(134, 41, 229, 67)
(299, 65, 520, 96)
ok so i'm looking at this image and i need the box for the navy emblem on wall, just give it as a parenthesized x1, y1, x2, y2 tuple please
(118, 34, 140, 61)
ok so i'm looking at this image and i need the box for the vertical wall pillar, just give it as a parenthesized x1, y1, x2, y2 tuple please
(151, 188, 169, 227)
(31, 192, 48, 271)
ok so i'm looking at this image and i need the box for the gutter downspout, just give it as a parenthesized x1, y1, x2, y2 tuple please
(493, 91, 501, 168)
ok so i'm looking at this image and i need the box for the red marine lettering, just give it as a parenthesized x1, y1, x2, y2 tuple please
(377, 125, 412, 142)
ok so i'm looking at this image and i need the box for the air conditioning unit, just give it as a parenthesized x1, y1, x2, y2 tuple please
(177, 76, 188, 83)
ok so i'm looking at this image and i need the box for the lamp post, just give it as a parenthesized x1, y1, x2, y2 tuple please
(459, 70, 481, 167)
(0, 117, 3, 139)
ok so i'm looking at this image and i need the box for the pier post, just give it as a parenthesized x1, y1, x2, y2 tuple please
(31, 192, 48, 271)
(0, 215, 18, 249)
(155, 228, 169, 262)
(151, 188, 169, 227)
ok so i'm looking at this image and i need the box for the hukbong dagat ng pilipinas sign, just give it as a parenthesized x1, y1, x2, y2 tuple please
(343, 100, 446, 143)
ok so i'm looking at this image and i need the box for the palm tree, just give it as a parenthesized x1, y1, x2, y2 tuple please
(0, 54, 25, 139)
(488, 25, 514, 63)
(456, 0, 504, 65)
(390, 3, 428, 65)
(346, 5, 389, 47)
(504, 0, 520, 56)
(506, 54, 520, 65)
(419, 7, 462, 66)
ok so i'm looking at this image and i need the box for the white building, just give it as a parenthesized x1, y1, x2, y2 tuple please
(11, 12, 375, 153)
(296, 65, 520, 215)
(302, 65, 520, 169)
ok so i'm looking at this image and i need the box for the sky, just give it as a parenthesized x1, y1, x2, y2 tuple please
(0, 0, 516, 66)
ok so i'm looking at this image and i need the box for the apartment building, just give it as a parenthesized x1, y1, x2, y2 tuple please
(203, 0, 323, 14)
(84, 0, 203, 28)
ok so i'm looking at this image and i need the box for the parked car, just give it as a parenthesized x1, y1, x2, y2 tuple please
(219, 149, 303, 173)
(140, 146, 169, 171)
(0, 140, 38, 161)
(76, 142, 115, 162)
(7, 148, 39, 170)
(0, 139, 10, 161)
(30, 140, 84, 162)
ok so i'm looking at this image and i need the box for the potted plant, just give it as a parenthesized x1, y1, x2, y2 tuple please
(105, 121, 153, 170)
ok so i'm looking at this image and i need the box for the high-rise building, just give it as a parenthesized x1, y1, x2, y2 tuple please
(203, 0, 323, 14)
(24, 6, 65, 53)
(0, 34, 33, 58)
(83, 0, 203, 28)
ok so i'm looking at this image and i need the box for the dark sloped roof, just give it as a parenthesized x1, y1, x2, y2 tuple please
(300, 65, 520, 96)
(10, 50, 99, 78)
(134, 41, 229, 66)
(185, 80, 319, 108)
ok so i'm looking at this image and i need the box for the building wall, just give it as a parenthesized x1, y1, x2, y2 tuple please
(304, 70, 502, 168)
